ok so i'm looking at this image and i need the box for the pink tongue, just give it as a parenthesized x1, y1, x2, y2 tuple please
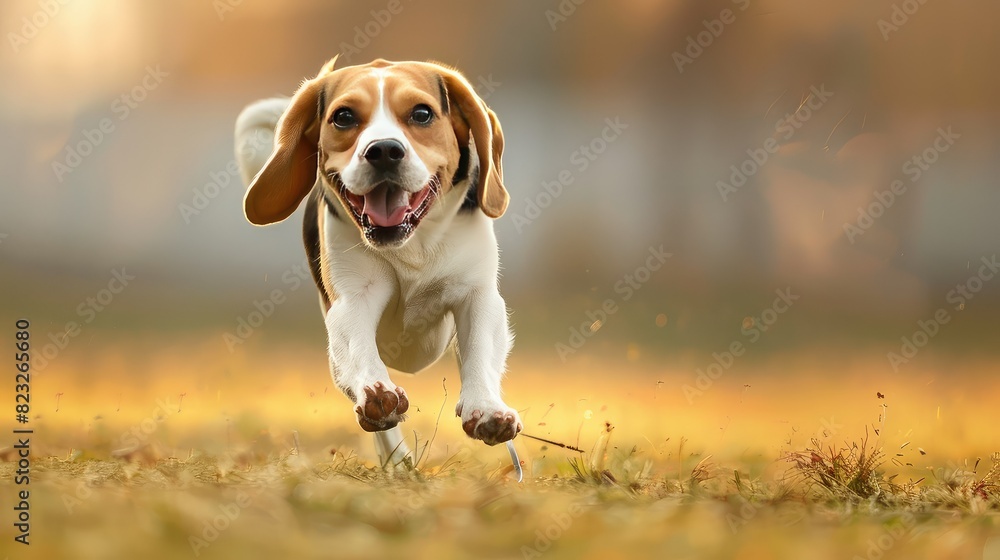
(363, 184, 410, 227)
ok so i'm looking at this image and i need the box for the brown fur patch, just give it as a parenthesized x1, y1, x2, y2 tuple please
(302, 187, 331, 312)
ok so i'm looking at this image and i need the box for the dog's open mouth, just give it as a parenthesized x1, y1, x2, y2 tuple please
(335, 175, 440, 246)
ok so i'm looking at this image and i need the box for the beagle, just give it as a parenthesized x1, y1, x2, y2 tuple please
(235, 57, 521, 463)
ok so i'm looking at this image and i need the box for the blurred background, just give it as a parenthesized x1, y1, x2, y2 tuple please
(1, 0, 998, 464)
(5, 5, 1000, 559)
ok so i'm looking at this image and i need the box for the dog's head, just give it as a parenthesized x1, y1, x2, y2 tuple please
(243, 57, 508, 247)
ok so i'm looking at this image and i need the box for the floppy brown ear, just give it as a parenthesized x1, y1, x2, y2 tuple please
(243, 79, 323, 225)
(244, 57, 342, 225)
(439, 70, 509, 218)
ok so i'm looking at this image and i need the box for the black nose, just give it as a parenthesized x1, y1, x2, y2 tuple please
(363, 139, 406, 171)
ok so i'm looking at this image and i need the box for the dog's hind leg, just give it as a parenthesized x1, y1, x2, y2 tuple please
(374, 426, 412, 468)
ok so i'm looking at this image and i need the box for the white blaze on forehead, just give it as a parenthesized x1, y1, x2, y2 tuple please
(374, 67, 388, 95)
(357, 68, 406, 157)
(339, 67, 432, 194)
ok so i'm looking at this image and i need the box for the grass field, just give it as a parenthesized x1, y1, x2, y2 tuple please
(2, 338, 999, 559)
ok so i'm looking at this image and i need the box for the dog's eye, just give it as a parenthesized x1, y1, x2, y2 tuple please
(331, 107, 357, 129)
(410, 105, 433, 125)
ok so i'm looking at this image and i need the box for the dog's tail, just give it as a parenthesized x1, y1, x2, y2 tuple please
(234, 97, 290, 187)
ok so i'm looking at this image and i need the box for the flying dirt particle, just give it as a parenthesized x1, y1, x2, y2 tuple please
(626, 344, 640, 362)
(589, 320, 603, 333)
(584, 409, 593, 420)
(742, 316, 755, 330)
(655, 313, 668, 327)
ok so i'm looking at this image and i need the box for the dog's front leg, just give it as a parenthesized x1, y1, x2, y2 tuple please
(454, 288, 522, 445)
(325, 285, 409, 432)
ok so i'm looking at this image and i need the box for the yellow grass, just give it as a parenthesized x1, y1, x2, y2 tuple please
(2, 337, 999, 559)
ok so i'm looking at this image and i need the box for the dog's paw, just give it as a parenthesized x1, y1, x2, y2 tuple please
(456, 401, 522, 446)
(355, 382, 409, 432)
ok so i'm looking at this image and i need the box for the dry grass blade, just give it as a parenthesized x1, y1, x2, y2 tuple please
(970, 452, 1000, 500)
(416, 376, 449, 469)
(784, 431, 892, 502)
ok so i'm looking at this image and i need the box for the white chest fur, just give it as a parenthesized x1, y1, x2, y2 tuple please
(321, 188, 500, 373)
